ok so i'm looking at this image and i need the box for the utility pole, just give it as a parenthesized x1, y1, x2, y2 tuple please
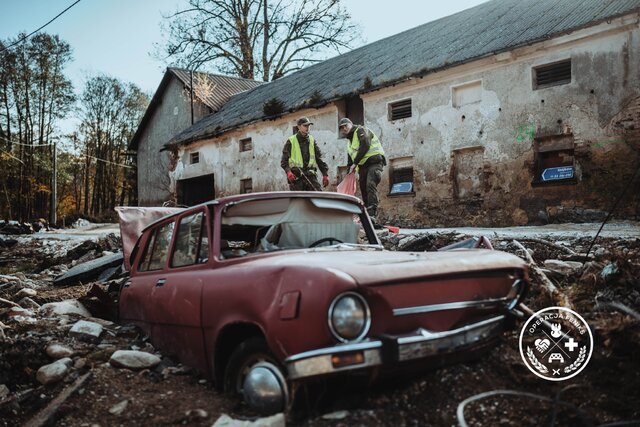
(190, 69, 194, 125)
(50, 138, 57, 225)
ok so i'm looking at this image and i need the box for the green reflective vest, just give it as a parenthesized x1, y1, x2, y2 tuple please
(347, 126, 385, 166)
(288, 134, 317, 171)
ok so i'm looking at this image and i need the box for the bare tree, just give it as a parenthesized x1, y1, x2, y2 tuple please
(78, 75, 148, 218)
(159, 0, 360, 81)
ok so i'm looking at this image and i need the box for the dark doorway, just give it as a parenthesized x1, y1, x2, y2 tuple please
(345, 95, 364, 125)
(177, 174, 215, 206)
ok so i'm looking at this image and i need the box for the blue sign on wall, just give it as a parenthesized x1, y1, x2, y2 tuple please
(390, 182, 413, 194)
(541, 166, 574, 182)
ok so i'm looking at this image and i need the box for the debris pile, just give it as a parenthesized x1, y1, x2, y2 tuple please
(0, 224, 639, 426)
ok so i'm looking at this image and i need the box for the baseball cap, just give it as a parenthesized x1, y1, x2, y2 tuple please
(338, 118, 352, 129)
(297, 117, 313, 126)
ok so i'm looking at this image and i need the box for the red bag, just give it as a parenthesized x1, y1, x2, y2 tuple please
(336, 172, 357, 196)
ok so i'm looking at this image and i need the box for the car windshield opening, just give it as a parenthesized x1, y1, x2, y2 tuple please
(220, 197, 372, 257)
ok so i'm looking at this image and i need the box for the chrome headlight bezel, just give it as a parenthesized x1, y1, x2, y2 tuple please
(327, 292, 371, 343)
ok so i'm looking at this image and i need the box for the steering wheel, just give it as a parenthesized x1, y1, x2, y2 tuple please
(308, 237, 343, 248)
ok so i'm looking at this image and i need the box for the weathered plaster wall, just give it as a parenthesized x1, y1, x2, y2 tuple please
(171, 106, 347, 198)
(170, 16, 640, 226)
(361, 17, 640, 226)
(138, 78, 211, 206)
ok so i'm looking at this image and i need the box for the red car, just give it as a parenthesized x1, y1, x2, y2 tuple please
(118, 192, 528, 413)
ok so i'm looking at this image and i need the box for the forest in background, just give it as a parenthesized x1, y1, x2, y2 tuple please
(0, 33, 149, 224)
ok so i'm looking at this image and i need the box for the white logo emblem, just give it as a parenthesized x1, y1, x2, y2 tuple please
(519, 307, 593, 381)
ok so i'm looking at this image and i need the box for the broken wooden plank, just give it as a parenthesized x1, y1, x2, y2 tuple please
(512, 240, 573, 309)
(23, 372, 92, 427)
(53, 252, 123, 287)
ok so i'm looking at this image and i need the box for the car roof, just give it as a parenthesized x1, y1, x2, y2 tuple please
(140, 191, 364, 233)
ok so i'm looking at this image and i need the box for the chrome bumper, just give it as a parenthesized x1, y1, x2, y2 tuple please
(285, 315, 506, 380)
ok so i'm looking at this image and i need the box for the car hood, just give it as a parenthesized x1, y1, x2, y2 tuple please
(245, 247, 527, 286)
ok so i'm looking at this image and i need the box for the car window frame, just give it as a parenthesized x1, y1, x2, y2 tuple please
(169, 208, 211, 270)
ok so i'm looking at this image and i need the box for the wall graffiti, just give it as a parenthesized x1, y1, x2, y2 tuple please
(592, 139, 625, 149)
(515, 123, 536, 141)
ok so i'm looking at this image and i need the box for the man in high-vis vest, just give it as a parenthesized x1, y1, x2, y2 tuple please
(281, 117, 330, 191)
(338, 118, 386, 220)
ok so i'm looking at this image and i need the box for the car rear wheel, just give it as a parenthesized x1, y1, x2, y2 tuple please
(223, 336, 289, 414)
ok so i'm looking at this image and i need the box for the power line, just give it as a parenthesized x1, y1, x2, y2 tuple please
(0, 0, 82, 54)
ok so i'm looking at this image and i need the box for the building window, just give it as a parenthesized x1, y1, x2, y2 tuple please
(533, 134, 575, 184)
(239, 137, 252, 152)
(452, 81, 482, 107)
(388, 98, 412, 121)
(389, 157, 414, 195)
(533, 59, 571, 89)
(240, 178, 253, 194)
(190, 152, 199, 164)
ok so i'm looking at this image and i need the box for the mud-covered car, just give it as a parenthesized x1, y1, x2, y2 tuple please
(118, 191, 528, 413)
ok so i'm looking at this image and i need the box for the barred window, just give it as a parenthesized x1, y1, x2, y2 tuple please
(533, 59, 571, 89)
(190, 152, 199, 164)
(388, 98, 412, 121)
(239, 137, 252, 152)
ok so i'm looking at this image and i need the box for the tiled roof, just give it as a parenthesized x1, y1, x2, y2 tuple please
(168, 68, 264, 111)
(129, 68, 262, 150)
(170, 0, 640, 146)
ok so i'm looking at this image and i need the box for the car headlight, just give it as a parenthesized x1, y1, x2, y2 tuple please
(328, 292, 371, 342)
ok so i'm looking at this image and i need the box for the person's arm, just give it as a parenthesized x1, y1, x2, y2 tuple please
(351, 127, 370, 166)
(314, 143, 329, 176)
(281, 140, 292, 172)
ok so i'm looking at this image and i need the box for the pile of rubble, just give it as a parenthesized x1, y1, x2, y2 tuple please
(0, 224, 639, 426)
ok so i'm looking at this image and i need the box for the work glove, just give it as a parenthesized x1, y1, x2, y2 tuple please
(322, 175, 329, 187)
(286, 170, 296, 183)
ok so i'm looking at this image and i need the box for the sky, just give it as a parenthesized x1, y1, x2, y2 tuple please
(0, 0, 488, 130)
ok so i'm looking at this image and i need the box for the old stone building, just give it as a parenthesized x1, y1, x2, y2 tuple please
(159, 0, 640, 227)
(129, 68, 262, 206)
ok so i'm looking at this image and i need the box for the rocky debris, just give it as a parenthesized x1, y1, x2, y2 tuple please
(46, 343, 75, 359)
(1, 224, 639, 426)
(69, 320, 104, 341)
(39, 300, 91, 317)
(543, 259, 583, 276)
(109, 350, 162, 370)
(108, 399, 129, 415)
(36, 357, 73, 385)
(213, 413, 286, 427)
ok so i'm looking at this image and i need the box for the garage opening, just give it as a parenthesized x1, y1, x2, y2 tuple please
(177, 174, 215, 206)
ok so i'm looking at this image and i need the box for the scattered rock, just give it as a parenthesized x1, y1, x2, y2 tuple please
(109, 399, 129, 415)
(14, 287, 37, 298)
(109, 350, 161, 370)
(40, 300, 91, 317)
(212, 413, 285, 427)
(46, 343, 75, 359)
(36, 357, 73, 385)
(69, 320, 104, 341)
(322, 410, 350, 420)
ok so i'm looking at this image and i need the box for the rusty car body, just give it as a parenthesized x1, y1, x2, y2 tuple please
(118, 191, 528, 413)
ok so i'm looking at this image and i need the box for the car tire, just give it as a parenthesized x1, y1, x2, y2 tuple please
(223, 336, 288, 413)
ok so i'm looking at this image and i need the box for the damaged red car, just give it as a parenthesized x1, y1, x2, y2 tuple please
(118, 191, 528, 414)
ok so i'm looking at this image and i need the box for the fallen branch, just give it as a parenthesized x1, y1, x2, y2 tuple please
(512, 240, 573, 309)
(23, 372, 92, 427)
(520, 237, 577, 256)
(596, 301, 640, 321)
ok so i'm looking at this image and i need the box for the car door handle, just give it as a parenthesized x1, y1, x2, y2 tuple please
(156, 279, 166, 287)
(123, 280, 131, 288)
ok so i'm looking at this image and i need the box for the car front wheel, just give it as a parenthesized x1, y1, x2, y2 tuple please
(223, 336, 289, 414)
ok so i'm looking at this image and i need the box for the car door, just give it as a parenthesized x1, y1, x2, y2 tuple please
(149, 209, 209, 373)
(120, 219, 176, 335)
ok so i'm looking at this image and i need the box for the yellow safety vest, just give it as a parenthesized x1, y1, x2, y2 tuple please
(288, 134, 317, 171)
(347, 126, 385, 166)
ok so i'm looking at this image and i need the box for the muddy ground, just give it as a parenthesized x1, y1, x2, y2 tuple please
(0, 226, 639, 426)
